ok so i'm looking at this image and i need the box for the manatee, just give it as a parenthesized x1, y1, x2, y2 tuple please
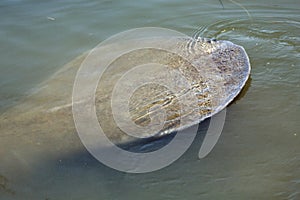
(0, 33, 250, 155)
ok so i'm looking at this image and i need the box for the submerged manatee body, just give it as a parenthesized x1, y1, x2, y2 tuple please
(0, 36, 250, 154)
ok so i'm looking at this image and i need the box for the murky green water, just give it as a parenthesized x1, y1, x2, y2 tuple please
(0, 0, 299, 199)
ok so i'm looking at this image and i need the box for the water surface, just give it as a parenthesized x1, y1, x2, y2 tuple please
(0, 0, 299, 199)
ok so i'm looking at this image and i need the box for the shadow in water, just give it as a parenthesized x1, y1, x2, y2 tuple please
(1, 119, 211, 200)
(229, 75, 252, 106)
(118, 118, 211, 153)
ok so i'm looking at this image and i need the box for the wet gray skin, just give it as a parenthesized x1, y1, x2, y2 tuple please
(94, 37, 251, 142)
(0, 37, 250, 146)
